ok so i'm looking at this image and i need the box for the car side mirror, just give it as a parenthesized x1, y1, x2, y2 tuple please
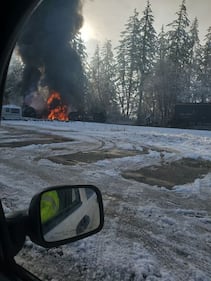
(28, 185, 104, 248)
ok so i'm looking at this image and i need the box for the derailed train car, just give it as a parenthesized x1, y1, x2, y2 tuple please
(171, 103, 211, 128)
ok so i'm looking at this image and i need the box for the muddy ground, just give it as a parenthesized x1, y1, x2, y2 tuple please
(1, 125, 211, 189)
(1, 123, 211, 281)
(48, 149, 211, 189)
(122, 157, 211, 189)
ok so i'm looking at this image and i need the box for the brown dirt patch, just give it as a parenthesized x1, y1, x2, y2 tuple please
(0, 126, 73, 147)
(48, 148, 147, 165)
(0, 137, 73, 148)
(122, 158, 211, 189)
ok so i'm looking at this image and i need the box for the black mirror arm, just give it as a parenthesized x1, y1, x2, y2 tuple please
(10, 263, 42, 281)
(6, 210, 28, 258)
(0, 200, 18, 262)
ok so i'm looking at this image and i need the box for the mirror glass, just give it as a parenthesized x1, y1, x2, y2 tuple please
(40, 186, 101, 242)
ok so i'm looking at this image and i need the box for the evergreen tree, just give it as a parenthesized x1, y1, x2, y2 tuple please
(200, 27, 211, 102)
(71, 32, 89, 111)
(137, 0, 157, 124)
(100, 40, 118, 119)
(157, 25, 168, 61)
(72, 32, 88, 64)
(115, 9, 141, 118)
(166, 0, 192, 103)
(88, 44, 102, 112)
(188, 18, 202, 102)
(153, 26, 174, 125)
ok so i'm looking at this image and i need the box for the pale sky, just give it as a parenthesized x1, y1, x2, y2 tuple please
(80, 0, 211, 57)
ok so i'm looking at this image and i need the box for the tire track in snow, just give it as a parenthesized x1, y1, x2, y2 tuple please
(115, 204, 190, 280)
(115, 199, 211, 280)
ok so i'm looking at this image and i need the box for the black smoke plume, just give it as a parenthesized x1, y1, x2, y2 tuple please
(18, 0, 84, 114)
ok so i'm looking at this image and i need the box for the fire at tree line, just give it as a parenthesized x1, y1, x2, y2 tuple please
(3, 0, 211, 128)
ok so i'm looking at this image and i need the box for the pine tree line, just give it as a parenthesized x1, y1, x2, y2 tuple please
(82, 0, 211, 126)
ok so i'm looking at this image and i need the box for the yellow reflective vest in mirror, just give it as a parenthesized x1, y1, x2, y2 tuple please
(40, 191, 60, 224)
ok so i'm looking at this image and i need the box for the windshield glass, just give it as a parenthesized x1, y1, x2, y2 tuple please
(1, 0, 211, 280)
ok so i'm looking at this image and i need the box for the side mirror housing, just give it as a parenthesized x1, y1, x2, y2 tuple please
(28, 185, 104, 248)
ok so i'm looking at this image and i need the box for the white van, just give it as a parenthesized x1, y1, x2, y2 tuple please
(1, 104, 22, 120)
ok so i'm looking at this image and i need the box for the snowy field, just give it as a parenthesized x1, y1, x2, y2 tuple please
(1, 120, 211, 281)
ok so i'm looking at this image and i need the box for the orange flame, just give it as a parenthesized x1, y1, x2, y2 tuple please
(47, 91, 69, 121)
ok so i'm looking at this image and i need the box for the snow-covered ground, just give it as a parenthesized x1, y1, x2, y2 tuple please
(1, 120, 211, 281)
